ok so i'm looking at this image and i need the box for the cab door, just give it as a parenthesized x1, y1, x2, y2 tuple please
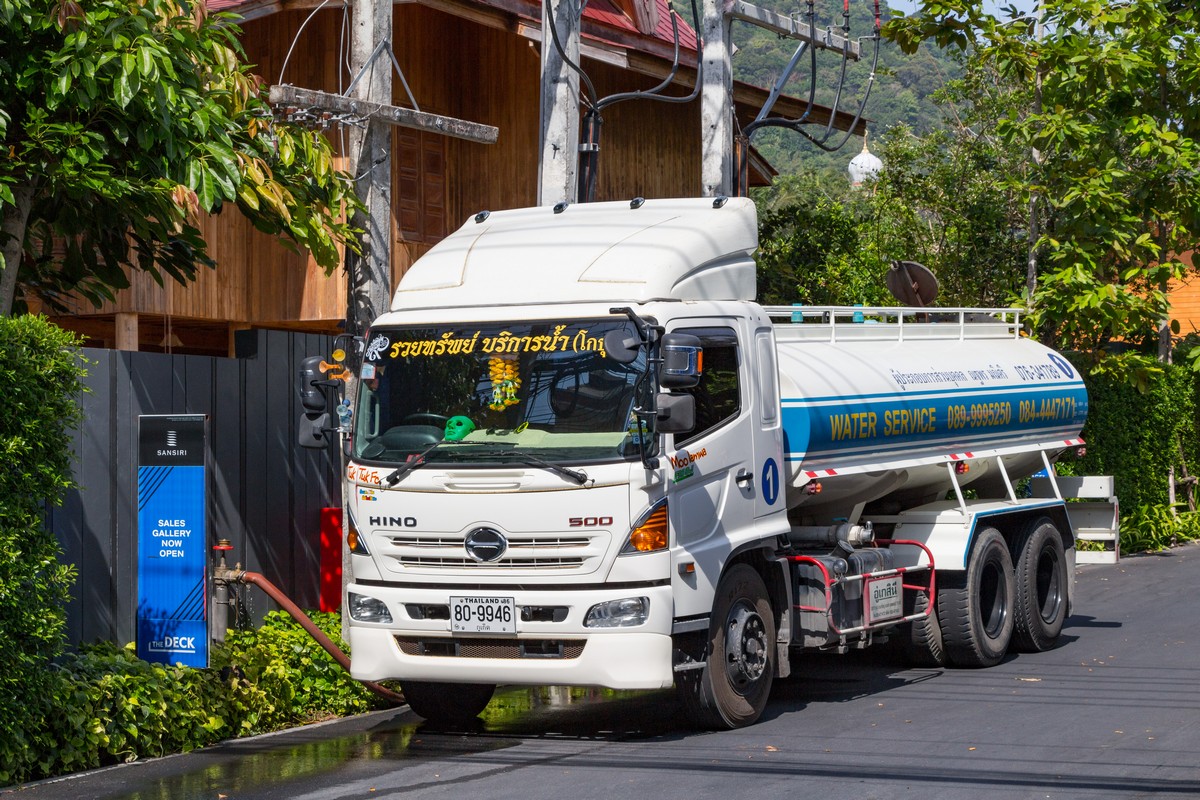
(666, 323, 760, 619)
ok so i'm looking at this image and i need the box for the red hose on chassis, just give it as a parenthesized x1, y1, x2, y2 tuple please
(234, 570, 406, 706)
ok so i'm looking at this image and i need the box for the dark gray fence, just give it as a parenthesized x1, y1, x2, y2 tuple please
(50, 330, 341, 648)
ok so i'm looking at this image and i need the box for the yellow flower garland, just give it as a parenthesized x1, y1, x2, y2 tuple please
(488, 356, 521, 411)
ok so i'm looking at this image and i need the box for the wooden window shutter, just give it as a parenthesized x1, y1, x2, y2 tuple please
(396, 129, 447, 244)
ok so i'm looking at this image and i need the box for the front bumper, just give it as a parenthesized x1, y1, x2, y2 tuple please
(347, 582, 676, 689)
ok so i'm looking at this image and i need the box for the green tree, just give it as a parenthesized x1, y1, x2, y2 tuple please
(0, 0, 360, 316)
(753, 173, 893, 307)
(888, 1, 1200, 370)
(863, 56, 1033, 308)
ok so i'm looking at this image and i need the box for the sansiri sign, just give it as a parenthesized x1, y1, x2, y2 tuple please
(136, 415, 209, 668)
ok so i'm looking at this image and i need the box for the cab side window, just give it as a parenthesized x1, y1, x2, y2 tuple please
(675, 330, 740, 447)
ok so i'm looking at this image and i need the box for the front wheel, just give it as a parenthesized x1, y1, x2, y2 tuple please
(400, 681, 495, 723)
(677, 564, 776, 729)
(939, 528, 1015, 668)
(1012, 518, 1069, 652)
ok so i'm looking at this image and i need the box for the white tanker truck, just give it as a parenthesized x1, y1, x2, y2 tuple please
(300, 196, 1095, 729)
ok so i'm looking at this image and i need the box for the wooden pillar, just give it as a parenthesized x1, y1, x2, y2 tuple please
(115, 312, 139, 352)
(538, 0, 581, 206)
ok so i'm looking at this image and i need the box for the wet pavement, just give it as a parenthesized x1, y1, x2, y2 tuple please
(7, 544, 1200, 800)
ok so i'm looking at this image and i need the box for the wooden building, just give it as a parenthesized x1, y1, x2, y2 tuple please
(46, 0, 861, 355)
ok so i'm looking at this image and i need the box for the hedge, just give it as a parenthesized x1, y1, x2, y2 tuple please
(0, 315, 86, 784)
(1068, 356, 1200, 551)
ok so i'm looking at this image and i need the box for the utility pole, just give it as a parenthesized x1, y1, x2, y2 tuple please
(699, 0, 859, 198)
(346, 0, 394, 337)
(539, 0, 581, 205)
(700, 0, 733, 197)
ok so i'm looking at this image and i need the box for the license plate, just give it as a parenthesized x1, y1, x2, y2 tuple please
(865, 575, 903, 624)
(450, 596, 517, 634)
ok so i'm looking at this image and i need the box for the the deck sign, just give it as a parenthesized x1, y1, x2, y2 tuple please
(137, 415, 208, 667)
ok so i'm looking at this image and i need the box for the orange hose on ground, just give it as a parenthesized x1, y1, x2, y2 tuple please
(239, 571, 406, 705)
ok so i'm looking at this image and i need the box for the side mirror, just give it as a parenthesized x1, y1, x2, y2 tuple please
(604, 329, 641, 364)
(299, 355, 330, 414)
(659, 334, 702, 389)
(298, 413, 331, 449)
(298, 355, 332, 449)
(656, 393, 695, 434)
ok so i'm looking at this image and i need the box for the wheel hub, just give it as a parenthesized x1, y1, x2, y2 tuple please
(725, 602, 768, 688)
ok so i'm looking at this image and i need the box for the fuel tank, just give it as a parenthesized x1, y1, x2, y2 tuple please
(771, 311, 1087, 519)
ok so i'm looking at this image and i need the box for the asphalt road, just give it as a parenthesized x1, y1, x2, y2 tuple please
(10, 544, 1200, 800)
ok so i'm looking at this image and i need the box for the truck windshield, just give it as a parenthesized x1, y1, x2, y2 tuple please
(352, 319, 648, 465)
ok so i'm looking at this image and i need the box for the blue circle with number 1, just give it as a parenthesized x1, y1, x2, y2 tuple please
(762, 458, 780, 506)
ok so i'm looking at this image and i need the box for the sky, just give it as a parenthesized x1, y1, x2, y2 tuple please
(886, 0, 1039, 16)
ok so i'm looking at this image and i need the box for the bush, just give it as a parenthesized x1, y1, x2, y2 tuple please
(4, 612, 385, 785)
(0, 316, 86, 783)
(212, 610, 380, 725)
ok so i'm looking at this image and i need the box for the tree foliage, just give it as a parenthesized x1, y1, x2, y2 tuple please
(888, 1, 1200, 367)
(753, 69, 1032, 313)
(0, 0, 360, 316)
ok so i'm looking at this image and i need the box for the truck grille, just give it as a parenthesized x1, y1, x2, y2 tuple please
(395, 636, 586, 660)
(379, 531, 609, 573)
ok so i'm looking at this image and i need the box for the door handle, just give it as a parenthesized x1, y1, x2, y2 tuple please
(735, 469, 753, 487)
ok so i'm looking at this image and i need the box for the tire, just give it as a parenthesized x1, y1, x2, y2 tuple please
(677, 564, 775, 729)
(1012, 518, 1069, 652)
(400, 681, 495, 723)
(939, 528, 1015, 668)
(903, 586, 947, 667)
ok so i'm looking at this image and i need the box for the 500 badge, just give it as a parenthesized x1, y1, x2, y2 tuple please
(569, 516, 613, 527)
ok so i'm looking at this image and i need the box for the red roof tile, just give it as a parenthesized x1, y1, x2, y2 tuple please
(205, 0, 698, 54)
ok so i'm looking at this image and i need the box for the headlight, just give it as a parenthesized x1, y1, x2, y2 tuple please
(584, 597, 649, 628)
(348, 592, 392, 623)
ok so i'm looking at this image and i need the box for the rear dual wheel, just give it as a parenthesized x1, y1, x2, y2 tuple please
(939, 528, 1015, 667)
(1012, 518, 1069, 652)
(938, 521, 1069, 667)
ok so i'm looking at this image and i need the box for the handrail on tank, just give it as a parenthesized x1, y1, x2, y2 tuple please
(763, 306, 1024, 343)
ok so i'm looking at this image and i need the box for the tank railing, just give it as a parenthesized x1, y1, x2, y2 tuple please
(946, 461, 968, 514)
(1039, 451, 1063, 500)
(996, 455, 1019, 504)
(789, 539, 936, 638)
(763, 306, 1023, 343)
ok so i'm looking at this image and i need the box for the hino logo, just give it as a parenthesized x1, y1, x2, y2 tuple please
(464, 527, 507, 563)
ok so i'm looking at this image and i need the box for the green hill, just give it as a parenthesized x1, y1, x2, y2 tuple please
(729, 0, 960, 177)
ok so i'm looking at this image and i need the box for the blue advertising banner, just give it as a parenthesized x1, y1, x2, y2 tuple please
(137, 415, 208, 667)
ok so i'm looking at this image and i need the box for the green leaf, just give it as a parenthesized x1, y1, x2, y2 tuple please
(137, 46, 154, 78)
(114, 72, 134, 109)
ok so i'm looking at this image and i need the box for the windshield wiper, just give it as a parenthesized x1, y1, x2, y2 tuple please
(384, 442, 590, 487)
(486, 448, 590, 485)
(383, 441, 444, 486)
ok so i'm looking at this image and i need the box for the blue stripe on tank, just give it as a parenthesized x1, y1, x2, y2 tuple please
(781, 385, 1087, 465)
